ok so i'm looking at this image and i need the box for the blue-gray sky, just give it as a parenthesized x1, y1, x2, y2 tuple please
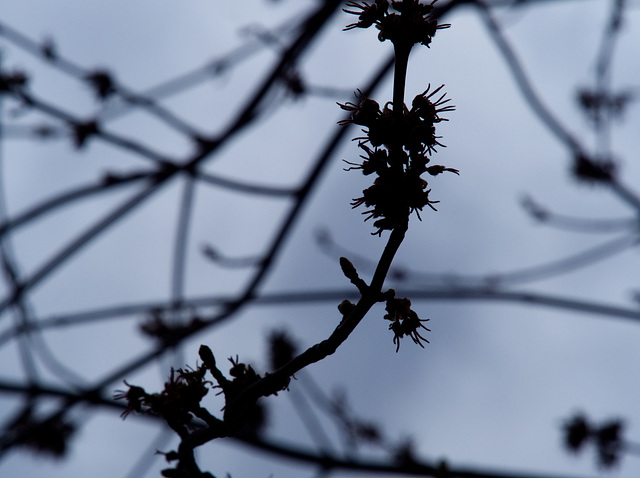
(1, 1, 640, 477)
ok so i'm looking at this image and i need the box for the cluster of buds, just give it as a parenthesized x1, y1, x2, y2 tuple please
(0, 69, 28, 93)
(115, 346, 273, 438)
(564, 413, 625, 469)
(344, 0, 450, 49)
(114, 366, 212, 437)
(4, 407, 75, 459)
(340, 0, 458, 235)
(341, 86, 458, 234)
(383, 289, 430, 351)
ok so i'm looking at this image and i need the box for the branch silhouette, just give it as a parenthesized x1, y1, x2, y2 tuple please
(1, 0, 639, 476)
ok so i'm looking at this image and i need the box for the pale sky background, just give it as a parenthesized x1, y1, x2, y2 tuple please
(1, 1, 640, 477)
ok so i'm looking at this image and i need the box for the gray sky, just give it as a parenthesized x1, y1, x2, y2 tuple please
(1, 1, 640, 477)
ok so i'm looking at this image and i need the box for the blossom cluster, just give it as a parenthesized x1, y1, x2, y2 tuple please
(115, 347, 272, 437)
(384, 289, 430, 351)
(344, 0, 450, 48)
(340, 86, 457, 235)
(564, 413, 625, 469)
(340, 1, 457, 235)
(114, 366, 212, 436)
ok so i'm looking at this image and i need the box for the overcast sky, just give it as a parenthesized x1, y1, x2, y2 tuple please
(2, 1, 640, 477)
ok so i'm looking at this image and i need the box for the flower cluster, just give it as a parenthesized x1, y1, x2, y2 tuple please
(115, 347, 274, 438)
(344, 0, 450, 49)
(139, 308, 205, 345)
(268, 330, 298, 371)
(573, 153, 616, 184)
(0, 69, 28, 94)
(5, 408, 75, 459)
(115, 366, 212, 436)
(340, 1, 456, 236)
(384, 289, 430, 351)
(217, 356, 267, 436)
(340, 86, 458, 235)
(563, 413, 625, 469)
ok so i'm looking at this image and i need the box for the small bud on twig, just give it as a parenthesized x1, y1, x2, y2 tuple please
(340, 257, 368, 293)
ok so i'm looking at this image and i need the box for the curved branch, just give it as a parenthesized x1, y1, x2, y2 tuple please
(0, 20, 203, 137)
(474, 0, 585, 155)
(0, 378, 599, 478)
(0, 171, 152, 237)
(236, 434, 600, 478)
